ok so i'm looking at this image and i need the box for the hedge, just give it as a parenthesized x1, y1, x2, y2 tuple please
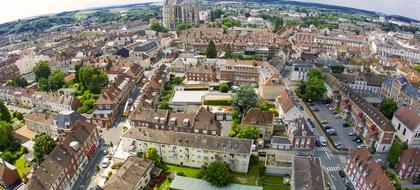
(203, 98, 231, 106)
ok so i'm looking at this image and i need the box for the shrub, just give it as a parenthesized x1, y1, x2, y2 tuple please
(203, 98, 231, 106)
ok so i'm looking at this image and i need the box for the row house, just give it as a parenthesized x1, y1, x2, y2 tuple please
(286, 118, 315, 150)
(345, 148, 395, 190)
(333, 73, 388, 96)
(91, 74, 136, 128)
(381, 76, 420, 112)
(396, 148, 420, 179)
(24, 110, 87, 139)
(179, 28, 278, 52)
(117, 127, 253, 173)
(138, 65, 167, 109)
(370, 37, 420, 64)
(221, 60, 284, 100)
(26, 120, 99, 190)
(294, 31, 369, 58)
(391, 107, 420, 147)
(129, 106, 222, 136)
(325, 74, 395, 152)
(185, 64, 217, 82)
(289, 62, 314, 81)
(0, 87, 81, 112)
(103, 156, 154, 190)
(292, 157, 325, 190)
(276, 90, 304, 122)
(241, 108, 275, 137)
(130, 40, 162, 69)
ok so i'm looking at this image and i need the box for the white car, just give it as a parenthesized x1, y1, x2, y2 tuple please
(101, 158, 110, 168)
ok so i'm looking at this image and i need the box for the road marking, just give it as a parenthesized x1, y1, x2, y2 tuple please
(324, 166, 341, 172)
(325, 151, 332, 159)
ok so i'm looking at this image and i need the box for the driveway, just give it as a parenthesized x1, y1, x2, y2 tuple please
(311, 102, 360, 151)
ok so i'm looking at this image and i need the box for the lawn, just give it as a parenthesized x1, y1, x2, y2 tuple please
(263, 185, 291, 190)
(263, 176, 284, 184)
(13, 156, 31, 177)
(231, 162, 260, 185)
(167, 164, 201, 177)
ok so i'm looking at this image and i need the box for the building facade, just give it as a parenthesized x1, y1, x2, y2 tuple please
(396, 148, 420, 179)
(186, 64, 217, 82)
(162, 0, 199, 30)
(380, 76, 420, 112)
(116, 128, 252, 173)
(391, 107, 420, 147)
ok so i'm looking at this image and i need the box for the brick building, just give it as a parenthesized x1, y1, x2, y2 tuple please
(396, 148, 420, 179)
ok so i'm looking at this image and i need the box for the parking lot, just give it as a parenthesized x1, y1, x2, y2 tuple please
(310, 102, 361, 151)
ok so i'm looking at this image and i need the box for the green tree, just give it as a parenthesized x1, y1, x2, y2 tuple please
(77, 67, 108, 94)
(176, 23, 193, 32)
(0, 101, 11, 123)
(9, 75, 28, 87)
(210, 8, 224, 21)
(274, 17, 283, 32)
(206, 40, 217, 58)
(386, 141, 408, 168)
(379, 98, 398, 120)
(0, 121, 13, 151)
(33, 60, 51, 82)
(237, 126, 260, 140)
(219, 83, 229, 93)
(307, 68, 322, 80)
(198, 161, 231, 187)
(305, 77, 326, 101)
(148, 20, 168, 32)
(145, 146, 166, 169)
(415, 65, 420, 72)
(330, 65, 345, 73)
(33, 133, 56, 163)
(48, 70, 65, 90)
(38, 78, 49, 91)
(231, 85, 258, 113)
(12, 112, 24, 121)
(224, 44, 232, 59)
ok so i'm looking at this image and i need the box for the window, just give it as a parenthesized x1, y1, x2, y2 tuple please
(398, 123, 401, 130)
(403, 128, 407, 136)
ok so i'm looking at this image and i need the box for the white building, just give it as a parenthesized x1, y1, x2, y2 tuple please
(392, 107, 420, 147)
(275, 90, 303, 123)
(115, 128, 253, 173)
(290, 63, 314, 81)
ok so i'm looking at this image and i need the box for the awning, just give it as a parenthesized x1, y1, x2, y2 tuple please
(87, 144, 96, 157)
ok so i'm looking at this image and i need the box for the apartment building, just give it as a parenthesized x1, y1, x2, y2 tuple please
(162, 0, 199, 30)
(370, 35, 420, 64)
(220, 60, 283, 100)
(129, 106, 222, 136)
(333, 73, 388, 96)
(325, 74, 395, 152)
(0, 86, 81, 112)
(396, 148, 420, 179)
(186, 64, 217, 82)
(0, 64, 19, 84)
(91, 74, 136, 128)
(290, 63, 314, 81)
(138, 65, 167, 109)
(27, 121, 99, 190)
(179, 28, 277, 52)
(391, 107, 420, 147)
(103, 156, 154, 190)
(241, 108, 274, 136)
(294, 31, 369, 58)
(275, 90, 303, 122)
(25, 112, 56, 136)
(345, 148, 395, 190)
(381, 76, 420, 112)
(116, 128, 253, 173)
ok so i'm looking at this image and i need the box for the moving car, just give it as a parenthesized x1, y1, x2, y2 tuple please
(339, 170, 346, 178)
(296, 151, 310, 156)
(319, 136, 327, 147)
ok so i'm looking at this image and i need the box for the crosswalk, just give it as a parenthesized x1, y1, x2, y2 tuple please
(315, 147, 329, 152)
(324, 166, 341, 172)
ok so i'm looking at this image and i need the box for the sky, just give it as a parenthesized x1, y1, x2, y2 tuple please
(0, 0, 419, 24)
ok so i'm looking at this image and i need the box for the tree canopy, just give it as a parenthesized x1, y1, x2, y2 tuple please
(231, 85, 258, 113)
(145, 146, 166, 169)
(236, 126, 260, 140)
(219, 83, 229, 93)
(206, 40, 217, 58)
(176, 23, 193, 32)
(77, 66, 108, 94)
(0, 121, 14, 151)
(198, 161, 231, 187)
(379, 98, 398, 120)
(8, 75, 28, 88)
(33, 60, 51, 82)
(33, 133, 56, 163)
(295, 68, 326, 101)
(0, 101, 11, 123)
(48, 70, 65, 90)
(386, 141, 408, 168)
(148, 20, 168, 32)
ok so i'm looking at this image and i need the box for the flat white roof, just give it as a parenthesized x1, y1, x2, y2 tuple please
(170, 91, 209, 104)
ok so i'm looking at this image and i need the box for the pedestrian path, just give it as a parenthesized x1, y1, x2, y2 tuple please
(324, 166, 341, 172)
(315, 147, 329, 152)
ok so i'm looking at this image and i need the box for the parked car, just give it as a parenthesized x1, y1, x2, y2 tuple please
(339, 170, 346, 178)
(296, 151, 310, 156)
(323, 125, 333, 130)
(335, 114, 342, 119)
(343, 179, 349, 185)
(357, 145, 367, 149)
(101, 158, 110, 168)
(349, 131, 357, 136)
(312, 107, 319, 112)
(412, 180, 420, 185)
(319, 136, 327, 147)
(327, 129, 337, 136)
(309, 103, 315, 106)
(321, 120, 329, 124)
(342, 123, 350, 127)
